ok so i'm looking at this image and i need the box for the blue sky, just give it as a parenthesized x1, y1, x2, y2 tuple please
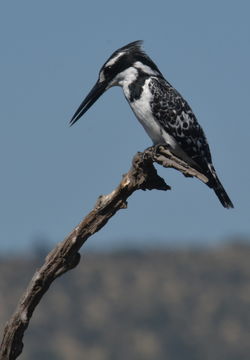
(0, 0, 249, 253)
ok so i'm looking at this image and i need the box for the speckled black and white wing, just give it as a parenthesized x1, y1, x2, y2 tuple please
(149, 77, 212, 172)
(148, 77, 233, 208)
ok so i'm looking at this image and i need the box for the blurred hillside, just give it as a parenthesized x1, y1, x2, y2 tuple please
(1, 242, 250, 360)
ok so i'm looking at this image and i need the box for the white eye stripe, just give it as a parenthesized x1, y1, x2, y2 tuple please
(105, 51, 125, 67)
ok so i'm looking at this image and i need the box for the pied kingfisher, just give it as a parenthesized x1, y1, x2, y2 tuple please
(70, 41, 233, 208)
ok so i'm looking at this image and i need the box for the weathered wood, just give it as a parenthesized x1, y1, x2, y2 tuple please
(0, 146, 206, 360)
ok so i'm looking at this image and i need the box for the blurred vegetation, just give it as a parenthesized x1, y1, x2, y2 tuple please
(1, 240, 250, 360)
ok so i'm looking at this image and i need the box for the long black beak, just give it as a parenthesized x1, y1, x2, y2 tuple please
(70, 80, 107, 126)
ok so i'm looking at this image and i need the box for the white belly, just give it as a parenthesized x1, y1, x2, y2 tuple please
(124, 79, 177, 148)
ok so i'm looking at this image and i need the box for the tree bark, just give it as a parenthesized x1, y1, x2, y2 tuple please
(0, 146, 207, 360)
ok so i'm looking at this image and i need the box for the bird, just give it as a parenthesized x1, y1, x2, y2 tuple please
(70, 40, 233, 209)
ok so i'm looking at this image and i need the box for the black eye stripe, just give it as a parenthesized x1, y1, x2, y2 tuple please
(103, 57, 131, 78)
(102, 51, 162, 81)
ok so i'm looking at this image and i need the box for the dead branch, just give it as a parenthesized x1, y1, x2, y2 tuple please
(0, 146, 206, 360)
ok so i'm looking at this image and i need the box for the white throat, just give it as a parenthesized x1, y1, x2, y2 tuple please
(109, 67, 138, 94)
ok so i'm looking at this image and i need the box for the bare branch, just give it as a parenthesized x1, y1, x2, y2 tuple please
(0, 146, 206, 360)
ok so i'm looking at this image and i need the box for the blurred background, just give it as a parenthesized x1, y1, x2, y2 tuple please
(0, 0, 250, 359)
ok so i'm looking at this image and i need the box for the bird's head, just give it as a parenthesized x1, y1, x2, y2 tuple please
(70, 40, 162, 125)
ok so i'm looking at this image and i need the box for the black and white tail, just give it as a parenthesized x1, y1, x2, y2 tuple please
(207, 164, 234, 209)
